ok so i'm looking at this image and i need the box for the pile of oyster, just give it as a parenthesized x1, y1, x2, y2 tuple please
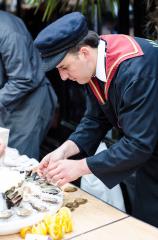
(0, 170, 62, 220)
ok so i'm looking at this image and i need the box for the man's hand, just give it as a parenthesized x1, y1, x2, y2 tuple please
(0, 139, 5, 156)
(37, 140, 80, 177)
(45, 158, 91, 187)
(37, 148, 65, 177)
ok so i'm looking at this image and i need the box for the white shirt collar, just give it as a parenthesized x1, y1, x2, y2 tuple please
(95, 39, 106, 82)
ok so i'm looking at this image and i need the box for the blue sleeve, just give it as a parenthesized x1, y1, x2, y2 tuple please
(69, 86, 112, 156)
(0, 32, 41, 108)
(87, 71, 158, 188)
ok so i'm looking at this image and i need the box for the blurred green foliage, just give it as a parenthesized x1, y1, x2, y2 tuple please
(25, 0, 118, 22)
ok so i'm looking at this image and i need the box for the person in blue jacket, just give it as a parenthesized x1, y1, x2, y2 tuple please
(0, 11, 57, 159)
(35, 12, 158, 227)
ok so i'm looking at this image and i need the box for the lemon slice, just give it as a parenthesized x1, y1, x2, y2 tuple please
(20, 226, 32, 238)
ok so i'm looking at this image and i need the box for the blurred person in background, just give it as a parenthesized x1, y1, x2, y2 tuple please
(0, 10, 57, 159)
(0, 138, 5, 156)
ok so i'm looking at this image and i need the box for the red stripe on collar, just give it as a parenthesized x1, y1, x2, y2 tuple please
(100, 34, 144, 99)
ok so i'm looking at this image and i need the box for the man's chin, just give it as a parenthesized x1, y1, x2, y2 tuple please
(76, 79, 90, 85)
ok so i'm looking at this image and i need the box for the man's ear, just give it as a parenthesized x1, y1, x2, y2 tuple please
(79, 46, 90, 59)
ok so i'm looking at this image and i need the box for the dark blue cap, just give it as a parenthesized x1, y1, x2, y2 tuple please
(34, 12, 88, 72)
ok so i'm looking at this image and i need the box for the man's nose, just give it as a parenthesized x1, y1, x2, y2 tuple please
(58, 69, 69, 81)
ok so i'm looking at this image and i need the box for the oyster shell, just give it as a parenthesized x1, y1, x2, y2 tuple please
(74, 198, 88, 205)
(40, 183, 61, 196)
(38, 193, 59, 204)
(64, 186, 77, 192)
(16, 207, 32, 217)
(29, 198, 48, 212)
(0, 209, 13, 219)
(0, 168, 63, 217)
(65, 201, 79, 208)
(4, 186, 23, 208)
(22, 182, 41, 197)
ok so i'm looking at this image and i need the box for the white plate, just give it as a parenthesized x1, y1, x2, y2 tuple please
(0, 193, 63, 235)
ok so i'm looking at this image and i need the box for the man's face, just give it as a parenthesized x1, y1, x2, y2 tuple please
(56, 46, 97, 84)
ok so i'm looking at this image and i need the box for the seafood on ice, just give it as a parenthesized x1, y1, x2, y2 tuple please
(0, 168, 62, 219)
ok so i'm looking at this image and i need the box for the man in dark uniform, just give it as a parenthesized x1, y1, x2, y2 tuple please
(0, 11, 57, 159)
(35, 12, 158, 227)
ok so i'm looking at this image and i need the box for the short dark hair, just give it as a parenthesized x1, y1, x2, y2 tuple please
(68, 30, 99, 54)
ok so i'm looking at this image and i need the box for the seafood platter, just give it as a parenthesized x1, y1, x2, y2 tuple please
(0, 167, 63, 235)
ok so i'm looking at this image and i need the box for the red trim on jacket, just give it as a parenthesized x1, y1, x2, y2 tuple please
(89, 77, 105, 104)
(100, 34, 144, 99)
(88, 35, 144, 103)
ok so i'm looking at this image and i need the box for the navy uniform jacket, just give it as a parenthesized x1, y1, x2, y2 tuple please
(0, 11, 57, 159)
(69, 34, 158, 227)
